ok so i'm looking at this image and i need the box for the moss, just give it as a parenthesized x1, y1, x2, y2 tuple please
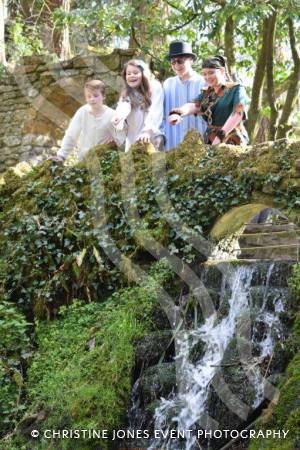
(6, 260, 174, 450)
(210, 203, 269, 241)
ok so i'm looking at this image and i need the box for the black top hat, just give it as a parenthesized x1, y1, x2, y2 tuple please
(167, 41, 197, 61)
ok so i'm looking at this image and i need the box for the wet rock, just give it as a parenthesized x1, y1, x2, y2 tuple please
(134, 330, 174, 370)
(201, 264, 223, 290)
(138, 362, 176, 406)
(151, 306, 170, 330)
(250, 261, 294, 288)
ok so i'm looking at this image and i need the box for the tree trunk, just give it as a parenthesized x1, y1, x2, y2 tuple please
(276, 17, 300, 139)
(129, 0, 167, 52)
(246, 19, 269, 142)
(129, 0, 149, 49)
(0, 0, 6, 65)
(224, 15, 236, 81)
(60, 0, 71, 60)
(265, 10, 278, 140)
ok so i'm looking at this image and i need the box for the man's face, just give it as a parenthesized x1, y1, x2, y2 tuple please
(170, 56, 194, 78)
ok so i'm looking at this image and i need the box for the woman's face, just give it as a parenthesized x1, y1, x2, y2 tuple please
(202, 67, 225, 87)
(125, 64, 143, 88)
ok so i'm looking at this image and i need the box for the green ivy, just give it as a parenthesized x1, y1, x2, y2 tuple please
(0, 300, 31, 434)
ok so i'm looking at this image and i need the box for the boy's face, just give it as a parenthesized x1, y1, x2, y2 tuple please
(170, 56, 193, 79)
(84, 88, 104, 108)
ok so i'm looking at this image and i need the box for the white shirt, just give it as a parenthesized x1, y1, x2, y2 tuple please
(114, 79, 164, 152)
(57, 104, 125, 160)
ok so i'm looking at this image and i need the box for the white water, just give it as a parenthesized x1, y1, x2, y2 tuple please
(148, 263, 286, 450)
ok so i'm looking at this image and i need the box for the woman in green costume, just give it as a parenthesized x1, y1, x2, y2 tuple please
(168, 55, 249, 145)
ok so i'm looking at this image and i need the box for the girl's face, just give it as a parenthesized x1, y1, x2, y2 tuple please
(202, 67, 225, 88)
(125, 64, 143, 88)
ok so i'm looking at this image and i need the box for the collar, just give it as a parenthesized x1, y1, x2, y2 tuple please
(178, 69, 199, 83)
(202, 84, 226, 94)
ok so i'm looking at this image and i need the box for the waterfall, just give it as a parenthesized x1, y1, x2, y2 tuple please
(146, 262, 286, 450)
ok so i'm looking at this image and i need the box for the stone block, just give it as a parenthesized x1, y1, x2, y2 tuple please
(3, 136, 22, 147)
(14, 64, 39, 74)
(72, 55, 95, 68)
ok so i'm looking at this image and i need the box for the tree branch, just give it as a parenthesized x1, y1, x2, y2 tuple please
(169, 13, 200, 32)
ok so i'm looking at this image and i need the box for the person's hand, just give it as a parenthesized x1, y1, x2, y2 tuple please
(102, 137, 115, 145)
(138, 131, 151, 144)
(168, 113, 182, 125)
(112, 115, 125, 130)
(212, 137, 221, 145)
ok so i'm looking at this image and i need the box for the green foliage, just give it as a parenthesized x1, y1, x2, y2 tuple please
(289, 264, 300, 298)
(0, 137, 299, 321)
(11, 260, 173, 450)
(0, 300, 31, 435)
(0, 160, 124, 318)
(0, 64, 6, 80)
(7, 16, 44, 59)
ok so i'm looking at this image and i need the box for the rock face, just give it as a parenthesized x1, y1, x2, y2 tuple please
(0, 49, 135, 173)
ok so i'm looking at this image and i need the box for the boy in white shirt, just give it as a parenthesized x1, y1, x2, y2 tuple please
(55, 79, 124, 161)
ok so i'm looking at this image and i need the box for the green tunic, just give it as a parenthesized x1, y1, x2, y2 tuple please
(194, 84, 249, 144)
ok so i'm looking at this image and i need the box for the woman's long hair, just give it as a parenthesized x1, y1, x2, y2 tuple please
(121, 59, 152, 110)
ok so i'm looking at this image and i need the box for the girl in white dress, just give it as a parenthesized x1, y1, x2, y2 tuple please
(112, 59, 164, 152)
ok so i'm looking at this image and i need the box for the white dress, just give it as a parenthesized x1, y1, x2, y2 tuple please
(114, 79, 164, 152)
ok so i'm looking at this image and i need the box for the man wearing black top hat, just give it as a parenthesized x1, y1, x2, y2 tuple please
(162, 40, 206, 151)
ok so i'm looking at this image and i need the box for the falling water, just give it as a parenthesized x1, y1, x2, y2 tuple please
(147, 263, 286, 450)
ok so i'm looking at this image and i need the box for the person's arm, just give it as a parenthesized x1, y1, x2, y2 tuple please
(57, 109, 83, 160)
(139, 80, 164, 142)
(168, 102, 199, 125)
(112, 97, 131, 130)
(212, 111, 243, 145)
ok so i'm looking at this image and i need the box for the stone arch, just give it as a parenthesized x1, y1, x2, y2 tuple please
(210, 204, 299, 261)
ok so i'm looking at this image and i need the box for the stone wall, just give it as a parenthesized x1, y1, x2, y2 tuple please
(0, 49, 135, 173)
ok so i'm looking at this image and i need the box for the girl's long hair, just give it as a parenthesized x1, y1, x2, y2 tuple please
(121, 59, 152, 110)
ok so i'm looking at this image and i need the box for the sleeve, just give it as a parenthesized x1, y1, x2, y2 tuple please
(232, 85, 249, 119)
(107, 120, 126, 147)
(57, 108, 83, 159)
(193, 91, 204, 102)
(114, 97, 131, 121)
(142, 80, 164, 134)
